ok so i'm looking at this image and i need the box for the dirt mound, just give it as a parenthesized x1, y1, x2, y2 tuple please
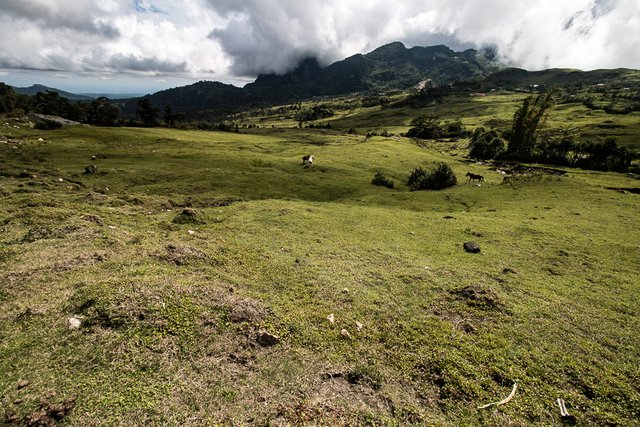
(450, 285, 504, 310)
(5, 397, 76, 427)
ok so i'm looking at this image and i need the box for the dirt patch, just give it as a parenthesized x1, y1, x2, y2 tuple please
(226, 296, 268, 324)
(51, 252, 107, 272)
(450, 285, 504, 311)
(5, 397, 76, 427)
(172, 208, 203, 224)
(80, 214, 104, 226)
(157, 244, 216, 266)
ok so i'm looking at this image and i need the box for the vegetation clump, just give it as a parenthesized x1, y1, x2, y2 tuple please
(408, 163, 457, 191)
(371, 171, 394, 189)
(407, 115, 468, 140)
(468, 127, 507, 159)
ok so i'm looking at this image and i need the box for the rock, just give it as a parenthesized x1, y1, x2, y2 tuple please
(66, 316, 82, 330)
(463, 242, 481, 253)
(256, 329, 279, 347)
(327, 313, 335, 324)
(502, 267, 518, 274)
(84, 164, 97, 174)
(356, 322, 363, 331)
(340, 329, 352, 339)
(17, 380, 30, 389)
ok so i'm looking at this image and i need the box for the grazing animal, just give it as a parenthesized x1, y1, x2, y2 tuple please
(302, 154, 315, 167)
(466, 172, 484, 183)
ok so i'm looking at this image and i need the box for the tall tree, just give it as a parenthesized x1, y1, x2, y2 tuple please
(508, 90, 557, 159)
(136, 98, 157, 127)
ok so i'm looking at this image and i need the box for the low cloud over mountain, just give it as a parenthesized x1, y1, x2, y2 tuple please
(0, 0, 638, 90)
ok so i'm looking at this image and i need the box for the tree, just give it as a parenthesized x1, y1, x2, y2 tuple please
(468, 127, 507, 159)
(508, 90, 557, 159)
(136, 98, 158, 126)
(0, 83, 18, 113)
(88, 97, 120, 126)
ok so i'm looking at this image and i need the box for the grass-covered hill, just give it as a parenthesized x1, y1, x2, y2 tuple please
(1, 95, 639, 425)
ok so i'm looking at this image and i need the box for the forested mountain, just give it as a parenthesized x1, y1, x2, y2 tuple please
(129, 42, 498, 117)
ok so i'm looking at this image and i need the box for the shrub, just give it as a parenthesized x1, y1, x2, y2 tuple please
(34, 119, 63, 130)
(408, 163, 457, 191)
(371, 171, 394, 189)
(468, 127, 507, 159)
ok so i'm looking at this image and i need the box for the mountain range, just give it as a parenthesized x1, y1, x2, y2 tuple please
(8, 41, 640, 120)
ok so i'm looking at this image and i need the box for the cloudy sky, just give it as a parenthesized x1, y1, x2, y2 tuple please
(0, 0, 639, 94)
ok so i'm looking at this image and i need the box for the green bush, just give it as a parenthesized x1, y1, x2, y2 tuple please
(469, 127, 507, 159)
(408, 163, 457, 191)
(371, 171, 394, 189)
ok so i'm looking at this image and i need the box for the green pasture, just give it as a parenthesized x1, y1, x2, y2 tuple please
(0, 113, 638, 425)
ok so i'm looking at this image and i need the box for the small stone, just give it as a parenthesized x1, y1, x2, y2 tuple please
(463, 242, 481, 253)
(256, 329, 279, 347)
(84, 164, 97, 174)
(188, 230, 195, 235)
(342, 288, 349, 293)
(17, 380, 30, 389)
(327, 313, 335, 324)
(355, 322, 363, 331)
(340, 329, 352, 339)
(66, 316, 82, 330)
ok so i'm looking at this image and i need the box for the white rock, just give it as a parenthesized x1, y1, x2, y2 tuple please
(356, 322, 363, 331)
(340, 329, 351, 339)
(327, 313, 335, 324)
(66, 316, 82, 330)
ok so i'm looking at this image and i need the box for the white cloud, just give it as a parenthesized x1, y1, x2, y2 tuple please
(0, 0, 639, 89)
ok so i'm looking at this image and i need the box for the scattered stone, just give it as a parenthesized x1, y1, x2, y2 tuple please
(17, 380, 30, 389)
(256, 329, 279, 347)
(66, 316, 82, 330)
(355, 322, 363, 331)
(327, 313, 335, 324)
(187, 230, 195, 235)
(502, 267, 518, 274)
(340, 329, 352, 339)
(463, 242, 481, 253)
(342, 288, 349, 294)
(84, 164, 97, 174)
(91, 155, 97, 160)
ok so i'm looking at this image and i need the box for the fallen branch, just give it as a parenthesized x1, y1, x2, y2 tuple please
(477, 382, 518, 409)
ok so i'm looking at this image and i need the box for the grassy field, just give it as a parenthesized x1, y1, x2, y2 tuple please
(1, 106, 639, 426)
(238, 92, 640, 152)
